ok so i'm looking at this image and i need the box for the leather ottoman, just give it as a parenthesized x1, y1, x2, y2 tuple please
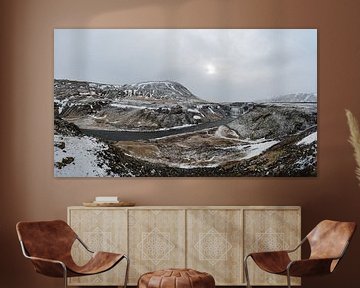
(138, 268, 215, 288)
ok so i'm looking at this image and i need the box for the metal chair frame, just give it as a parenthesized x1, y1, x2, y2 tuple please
(19, 233, 129, 288)
(244, 236, 350, 288)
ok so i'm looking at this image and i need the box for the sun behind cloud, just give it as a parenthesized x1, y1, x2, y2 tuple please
(206, 63, 216, 74)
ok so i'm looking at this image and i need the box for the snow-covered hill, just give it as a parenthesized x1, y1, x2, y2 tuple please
(54, 79, 234, 131)
(54, 79, 200, 102)
(266, 93, 317, 103)
(121, 81, 199, 101)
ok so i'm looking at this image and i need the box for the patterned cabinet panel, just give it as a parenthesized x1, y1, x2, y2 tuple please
(187, 209, 243, 285)
(67, 206, 300, 286)
(68, 208, 127, 286)
(128, 209, 186, 284)
(243, 209, 301, 286)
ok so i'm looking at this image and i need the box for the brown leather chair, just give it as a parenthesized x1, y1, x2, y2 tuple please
(16, 220, 129, 288)
(244, 220, 356, 288)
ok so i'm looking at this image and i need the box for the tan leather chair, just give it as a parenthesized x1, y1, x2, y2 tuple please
(16, 220, 129, 288)
(244, 220, 356, 288)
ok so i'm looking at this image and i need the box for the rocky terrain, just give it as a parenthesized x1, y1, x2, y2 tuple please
(54, 79, 240, 131)
(54, 79, 317, 177)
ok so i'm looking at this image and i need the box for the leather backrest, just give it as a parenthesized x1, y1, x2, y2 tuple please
(16, 220, 77, 261)
(307, 220, 356, 260)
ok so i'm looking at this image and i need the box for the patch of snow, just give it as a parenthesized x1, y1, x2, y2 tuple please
(241, 140, 279, 160)
(208, 107, 216, 114)
(188, 108, 201, 113)
(137, 81, 165, 86)
(54, 135, 113, 177)
(157, 124, 195, 131)
(79, 92, 90, 96)
(90, 115, 107, 120)
(176, 163, 218, 169)
(54, 98, 69, 114)
(296, 132, 317, 146)
(241, 137, 268, 144)
(215, 125, 239, 139)
(110, 103, 151, 110)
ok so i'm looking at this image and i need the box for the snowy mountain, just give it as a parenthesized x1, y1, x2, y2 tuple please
(54, 79, 233, 131)
(266, 93, 317, 103)
(121, 81, 199, 101)
(54, 79, 200, 102)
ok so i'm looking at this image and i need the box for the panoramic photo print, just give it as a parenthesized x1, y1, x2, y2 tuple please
(54, 29, 317, 177)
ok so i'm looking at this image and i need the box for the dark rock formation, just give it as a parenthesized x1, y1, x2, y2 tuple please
(54, 117, 82, 136)
(227, 104, 317, 140)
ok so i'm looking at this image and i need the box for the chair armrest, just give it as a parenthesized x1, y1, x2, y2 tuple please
(245, 237, 306, 259)
(25, 255, 67, 278)
(285, 237, 307, 253)
(19, 240, 67, 277)
(287, 258, 336, 277)
(76, 236, 94, 253)
(248, 250, 289, 255)
(26, 255, 65, 265)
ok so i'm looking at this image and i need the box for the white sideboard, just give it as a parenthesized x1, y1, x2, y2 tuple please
(67, 206, 301, 286)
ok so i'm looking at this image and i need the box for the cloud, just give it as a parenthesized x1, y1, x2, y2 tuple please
(54, 29, 317, 102)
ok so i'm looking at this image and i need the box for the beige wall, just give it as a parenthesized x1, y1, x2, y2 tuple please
(1, 0, 360, 287)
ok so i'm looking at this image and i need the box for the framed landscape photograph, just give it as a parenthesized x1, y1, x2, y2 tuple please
(54, 29, 317, 177)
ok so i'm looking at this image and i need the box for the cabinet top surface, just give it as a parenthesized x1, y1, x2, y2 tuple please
(68, 205, 301, 210)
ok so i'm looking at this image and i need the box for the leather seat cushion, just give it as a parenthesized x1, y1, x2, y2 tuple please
(138, 268, 215, 288)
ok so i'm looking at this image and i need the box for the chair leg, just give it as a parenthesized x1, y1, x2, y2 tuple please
(286, 270, 291, 288)
(123, 255, 130, 288)
(244, 255, 252, 288)
(62, 264, 68, 288)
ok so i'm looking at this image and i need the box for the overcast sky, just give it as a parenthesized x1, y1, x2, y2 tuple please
(54, 29, 317, 102)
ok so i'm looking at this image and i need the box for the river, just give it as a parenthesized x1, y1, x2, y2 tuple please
(81, 117, 233, 141)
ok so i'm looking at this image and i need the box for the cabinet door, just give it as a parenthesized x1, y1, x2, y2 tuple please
(187, 209, 243, 285)
(68, 208, 127, 286)
(244, 209, 301, 286)
(128, 209, 186, 284)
